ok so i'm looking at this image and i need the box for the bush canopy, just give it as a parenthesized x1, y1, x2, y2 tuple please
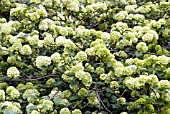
(0, 0, 170, 114)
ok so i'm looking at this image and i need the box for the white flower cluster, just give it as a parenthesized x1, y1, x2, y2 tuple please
(75, 70, 92, 87)
(7, 67, 20, 78)
(23, 89, 40, 99)
(28, 35, 39, 46)
(136, 42, 148, 53)
(70, 62, 84, 74)
(75, 51, 87, 61)
(0, 101, 22, 113)
(6, 86, 20, 99)
(114, 65, 137, 77)
(51, 52, 61, 63)
(86, 2, 107, 12)
(124, 74, 159, 90)
(39, 19, 54, 31)
(35, 56, 51, 69)
(19, 45, 32, 55)
(44, 33, 55, 46)
(114, 11, 128, 21)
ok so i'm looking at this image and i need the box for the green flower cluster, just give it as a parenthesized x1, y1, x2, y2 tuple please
(0, 0, 170, 113)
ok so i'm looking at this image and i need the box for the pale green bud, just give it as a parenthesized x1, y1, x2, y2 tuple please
(72, 109, 82, 114)
(110, 81, 119, 89)
(117, 97, 126, 104)
(78, 88, 88, 97)
(60, 108, 70, 114)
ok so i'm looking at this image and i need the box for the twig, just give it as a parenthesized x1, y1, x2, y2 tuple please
(72, 98, 84, 109)
(96, 90, 113, 114)
(50, 90, 59, 100)
(0, 75, 59, 82)
(120, 90, 127, 97)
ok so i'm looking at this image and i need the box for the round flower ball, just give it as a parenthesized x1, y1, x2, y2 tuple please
(35, 56, 51, 69)
(142, 33, 153, 43)
(19, 45, 32, 55)
(51, 52, 61, 63)
(136, 42, 148, 53)
(78, 88, 88, 97)
(7, 67, 20, 78)
(117, 97, 126, 104)
(75, 51, 87, 61)
(72, 109, 82, 114)
(59, 108, 70, 114)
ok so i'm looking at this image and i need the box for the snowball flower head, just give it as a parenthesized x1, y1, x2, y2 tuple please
(42, 100, 54, 110)
(142, 33, 153, 42)
(114, 11, 128, 21)
(10, 88, 20, 99)
(7, 67, 20, 78)
(78, 88, 88, 97)
(101, 32, 110, 40)
(110, 31, 121, 41)
(75, 51, 87, 61)
(69, 2, 79, 12)
(51, 52, 61, 63)
(55, 36, 67, 46)
(72, 109, 82, 114)
(136, 42, 148, 53)
(44, 34, 54, 46)
(28, 35, 39, 45)
(20, 45, 32, 55)
(23, 89, 40, 99)
(35, 56, 51, 69)
(159, 80, 170, 89)
(117, 97, 126, 104)
(60, 108, 70, 114)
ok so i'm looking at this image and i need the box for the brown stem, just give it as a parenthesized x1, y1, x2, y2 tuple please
(96, 90, 113, 114)
(50, 90, 59, 100)
(0, 75, 59, 82)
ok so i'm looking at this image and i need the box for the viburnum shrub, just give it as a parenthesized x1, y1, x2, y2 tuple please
(0, 0, 170, 114)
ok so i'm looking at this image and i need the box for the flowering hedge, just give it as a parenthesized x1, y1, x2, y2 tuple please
(0, 0, 170, 114)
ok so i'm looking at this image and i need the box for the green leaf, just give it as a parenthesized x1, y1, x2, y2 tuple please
(53, 98, 62, 104)
(135, 51, 143, 58)
(27, 94, 37, 99)
(41, 96, 50, 100)
(111, 104, 118, 109)
(53, 98, 70, 106)
(100, 111, 108, 114)
(26, 105, 37, 111)
(84, 111, 91, 114)
(107, 62, 112, 67)
(53, 81, 63, 86)
(4, 110, 16, 114)
(111, 95, 117, 102)
(69, 95, 79, 101)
